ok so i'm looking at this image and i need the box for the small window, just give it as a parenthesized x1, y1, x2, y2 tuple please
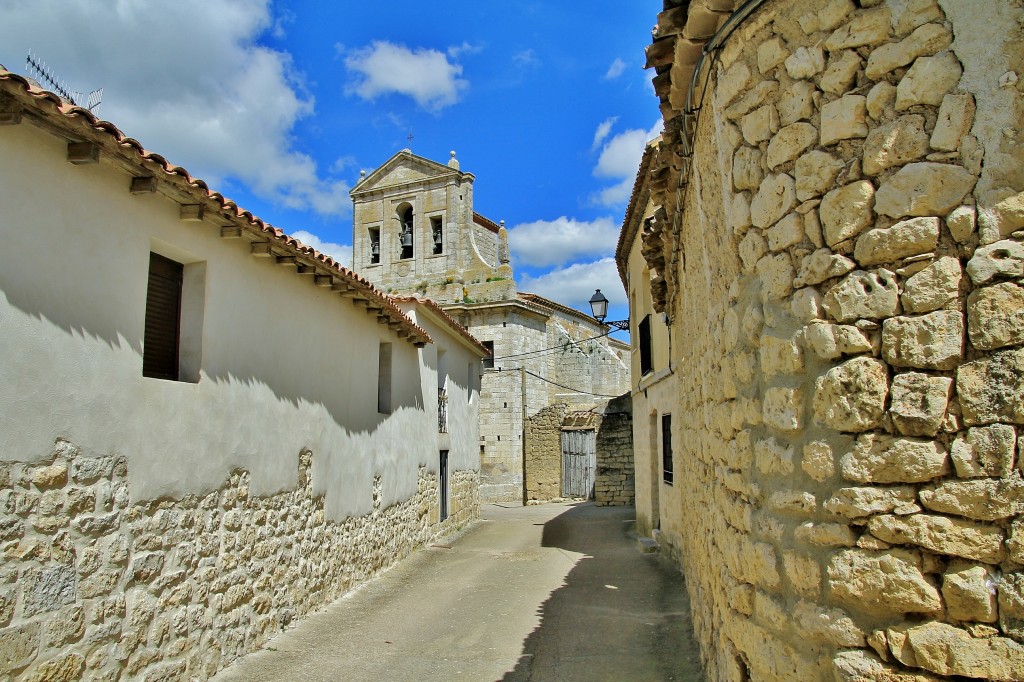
(430, 216, 443, 255)
(662, 413, 673, 484)
(378, 342, 393, 414)
(481, 340, 494, 369)
(639, 314, 653, 375)
(143, 253, 182, 380)
(399, 206, 413, 260)
(369, 227, 380, 264)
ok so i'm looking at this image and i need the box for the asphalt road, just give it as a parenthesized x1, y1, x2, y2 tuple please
(212, 502, 704, 682)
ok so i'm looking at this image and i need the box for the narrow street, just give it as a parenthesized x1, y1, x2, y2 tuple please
(212, 502, 704, 681)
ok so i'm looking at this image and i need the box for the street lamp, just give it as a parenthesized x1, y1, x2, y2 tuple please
(589, 289, 629, 331)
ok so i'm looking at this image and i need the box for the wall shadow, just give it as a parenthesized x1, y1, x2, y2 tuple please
(500, 503, 704, 681)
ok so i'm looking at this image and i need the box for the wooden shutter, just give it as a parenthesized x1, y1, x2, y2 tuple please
(143, 253, 182, 380)
(639, 315, 653, 375)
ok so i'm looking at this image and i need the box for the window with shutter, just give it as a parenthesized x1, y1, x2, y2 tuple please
(143, 253, 183, 380)
(639, 314, 653, 375)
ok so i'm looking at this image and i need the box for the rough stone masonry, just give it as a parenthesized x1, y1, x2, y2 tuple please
(645, 0, 1024, 679)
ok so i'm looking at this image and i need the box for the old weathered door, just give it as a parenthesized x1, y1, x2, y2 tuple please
(561, 429, 596, 499)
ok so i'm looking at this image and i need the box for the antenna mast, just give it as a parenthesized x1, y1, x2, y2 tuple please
(25, 51, 103, 112)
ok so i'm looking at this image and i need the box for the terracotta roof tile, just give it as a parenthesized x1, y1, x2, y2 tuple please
(392, 296, 490, 357)
(0, 68, 432, 346)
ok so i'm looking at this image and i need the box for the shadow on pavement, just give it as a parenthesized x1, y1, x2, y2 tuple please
(500, 502, 704, 682)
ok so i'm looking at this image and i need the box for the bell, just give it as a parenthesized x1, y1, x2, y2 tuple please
(433, 229, 442, 247)
(371, 241, 380, 256)
(401, 229, 413, 248)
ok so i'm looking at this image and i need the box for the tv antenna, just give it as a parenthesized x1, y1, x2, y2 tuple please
(26, 50, 103, 112)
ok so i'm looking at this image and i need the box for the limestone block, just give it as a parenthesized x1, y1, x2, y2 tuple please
(946, 205, 976, 244)
(803, 207, 824, 247)
(791, 286, 824, 322)
(814, 356, 889, 431)
(738, 230, 767, 273)
(765, 212, 804, 251)
(890, 0, 944, 34)
(823, 269, 900, 323)
(942, 561, 997, 623)
(785, 45, 826, 80)
(867, 513, 1003, 563)
(866, 81, 897, 120)
(896, 51, 963, 110)
(826, 7, 892, 50)
(874, 162, 976, 219)
(990, 190, 1024, 239)
(717, 60, 753, 108)
(893, 622, 1024, 679)
(762, 386, 803, 433)
(731, 191, 752, 232)
(881, 310, 964, 370)
(804, 321, 874, 360)
(766, 123, 817, 171)
(842, 433, 948, 483)
(755, 253, 795, 303)
(864, 23, 953, 79)
(1010, 519, 1024, 564)
(803, 440, 836, 482)
(966, 239, 1024, 285)
(821, 94, 868, 146)
(0, 622, 40, 675)
(951, 424, 1017, 478)
(821, 50, 862, 95)
(784, 550, 821, 599)
(931, 93, 975, 152)
(902, 256, 961, 313)
(760, 333, 803, 376)
(793, 600, 866, 647)
(824, 485, 917, 518)
(725, 80, 779, 121)
(778, 80, 816, 128)
(794, 249, 856, 287)
(920, 476, 1024, 521)
(741, 104, 779, 145)
(22, 652, 84, 682)
(889, 372, 952, 436)
(757, 37, 789, 74)
(855, 216, 939, 266)
(755, 437, 794, 476)
(751, 173, 796, 229)
(732, 146, 764, 191)
(769, 490, 817, 516)
(796, 521, 856, 547)
(957, 347, 1024, 425)
(31, 464, 68, 489)
(833, 649, 946, 682)
(22, 564, 76, 617)
(820, 180, 875, 246)
(809, 0, 857, 33)
(968, 282, 1024, 351)
(827, 548, 941, 615)
(862, 115, 929, 176)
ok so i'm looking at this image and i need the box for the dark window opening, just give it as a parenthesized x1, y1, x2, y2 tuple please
(431, 216, 443, 255)
(378, 342, 393, 414)
(399, 206, 413, 259)
(639, 314, 653, 375)
(662, 413, 673, 484)
(143, 253, 183, 380)
(369, 227, 380, 264)
(482, 340, 494, 369)
(439, 450, 449, 521)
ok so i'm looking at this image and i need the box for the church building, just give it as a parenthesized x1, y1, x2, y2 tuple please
(351, 150, 631, 503)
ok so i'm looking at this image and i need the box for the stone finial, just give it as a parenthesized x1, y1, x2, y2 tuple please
(447, 150, 460, 170)
(498, 220, 510, 265)
(359, 170, 366, 179)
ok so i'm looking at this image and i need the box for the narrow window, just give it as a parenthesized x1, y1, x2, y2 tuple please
(481, 340, 494, 369)
(143, 253, 183, 380)
(378, 342, 393, 414)
(639, 314, 653, 375)
(430, 216, 443, 255)
(399, 206, 414, 260)
(369, 227, 380, 264)
(662, 413, 673, 484)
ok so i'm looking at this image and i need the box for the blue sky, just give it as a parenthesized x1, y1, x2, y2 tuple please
(0, 0, 660, 323)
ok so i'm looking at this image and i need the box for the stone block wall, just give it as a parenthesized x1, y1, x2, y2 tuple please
(595, 397, 635, 507)
(0, 441, 477, 681)
(525, 404, 569, 503)
(645, 0, 1024, 679)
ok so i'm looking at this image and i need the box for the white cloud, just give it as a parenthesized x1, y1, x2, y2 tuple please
(507, 216, 620, 268)
(591, 119, 663, 207)
(604, 58, 627, 80)
(345, 41, 468, 111)
(512, 49, 540, 68)
(591, 117, 618, 151)
(0, 0, 352, 218)
(447, 42, 483, 58)
(291, 230, 353, 267)
(518, 258, 623, 312)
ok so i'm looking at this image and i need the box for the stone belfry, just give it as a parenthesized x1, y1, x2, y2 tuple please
(350, 149, 515, 303)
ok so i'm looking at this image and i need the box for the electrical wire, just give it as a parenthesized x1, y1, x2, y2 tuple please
(489, 327, 615, 361)
(484, 366, 624, 399)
